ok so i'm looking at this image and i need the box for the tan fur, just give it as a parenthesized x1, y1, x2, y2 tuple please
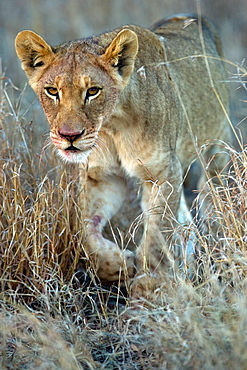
(15, 14, 230, 292)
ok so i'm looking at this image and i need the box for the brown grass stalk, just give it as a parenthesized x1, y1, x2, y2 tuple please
(1, 58, 247, 369)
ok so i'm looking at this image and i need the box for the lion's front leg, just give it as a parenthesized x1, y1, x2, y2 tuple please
(133, 155, 183, 294)
(137, 180, 181, 273)
(82, 171, 134, 281)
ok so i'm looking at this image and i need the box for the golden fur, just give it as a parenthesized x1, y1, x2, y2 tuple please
(15, 14, 230, 294)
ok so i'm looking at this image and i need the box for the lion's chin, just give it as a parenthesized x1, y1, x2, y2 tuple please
(57, 148, 91, 164)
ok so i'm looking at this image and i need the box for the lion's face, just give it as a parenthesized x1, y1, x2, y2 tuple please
(15, 29, 138, 163)
(37, 53, 122, 163)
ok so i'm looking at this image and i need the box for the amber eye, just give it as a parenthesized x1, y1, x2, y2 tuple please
(85, 87, 101, 101)
(44, 87, 59, 99)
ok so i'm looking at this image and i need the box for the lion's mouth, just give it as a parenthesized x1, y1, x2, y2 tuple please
(57, 145, 93, 164)
(65, 145, 81, 152)
(64, 141, 96, 153)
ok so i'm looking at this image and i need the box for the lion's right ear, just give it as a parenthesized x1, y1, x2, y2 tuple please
(15, 30, 54, 79)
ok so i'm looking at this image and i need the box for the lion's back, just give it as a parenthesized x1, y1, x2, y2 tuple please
(148, 14, 230, 166)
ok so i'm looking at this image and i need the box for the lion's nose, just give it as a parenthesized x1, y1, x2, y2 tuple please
(58, 128, 85, 143)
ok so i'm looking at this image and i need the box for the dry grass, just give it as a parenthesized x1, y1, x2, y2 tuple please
(1, 60, 247, 370)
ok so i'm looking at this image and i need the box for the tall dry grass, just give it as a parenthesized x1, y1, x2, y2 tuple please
(1, 58, 247, 369)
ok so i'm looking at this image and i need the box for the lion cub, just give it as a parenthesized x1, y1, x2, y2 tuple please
(15, 14, 230, 291)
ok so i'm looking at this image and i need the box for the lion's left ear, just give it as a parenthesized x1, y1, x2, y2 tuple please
(101, 29, 138, 84)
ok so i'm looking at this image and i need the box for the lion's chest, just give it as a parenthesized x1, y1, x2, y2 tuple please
(112, 131, 167, 181)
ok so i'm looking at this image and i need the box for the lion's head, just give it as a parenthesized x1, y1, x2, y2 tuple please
(15, 29, 138, 163)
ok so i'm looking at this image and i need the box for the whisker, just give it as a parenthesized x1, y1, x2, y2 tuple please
(91, 141, 107, 162)
(39, 137, 53, 165)
(95, 132, 111, 155)
(94, 137, 110, 162)
(42, 130, 51, 139)
(43, 136, 52, 150)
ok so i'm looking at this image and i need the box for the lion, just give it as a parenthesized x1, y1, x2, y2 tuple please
(15, 14, 230, 293)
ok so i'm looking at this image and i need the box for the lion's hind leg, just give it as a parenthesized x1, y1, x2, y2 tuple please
(197, 137, 231, 216)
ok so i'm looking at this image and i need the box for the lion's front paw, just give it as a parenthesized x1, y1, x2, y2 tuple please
(130, 269, 175, 300)
(97, 247, 135, 282)
(86, 235, 135, 281)
(130, 272, 161, 299)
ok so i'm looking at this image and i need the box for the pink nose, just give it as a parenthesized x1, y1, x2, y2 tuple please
(58, 128, 85, 142)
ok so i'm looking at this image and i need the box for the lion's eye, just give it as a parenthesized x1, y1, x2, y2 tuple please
(45, 87, 59, 99)
(85, 87, 101, 102)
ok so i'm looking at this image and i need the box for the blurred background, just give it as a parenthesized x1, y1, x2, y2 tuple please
(0, 0, 246, 142)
